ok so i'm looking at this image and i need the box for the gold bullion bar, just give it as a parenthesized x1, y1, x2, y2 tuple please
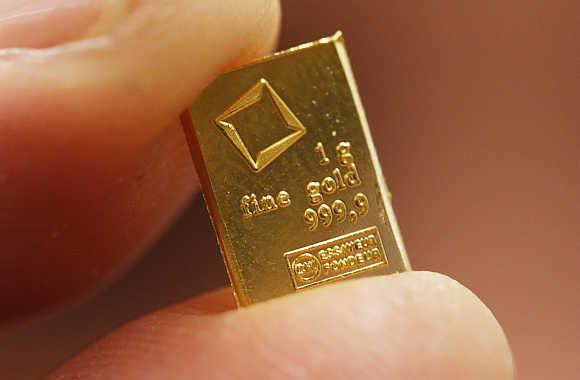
(182, 32, 410, 306)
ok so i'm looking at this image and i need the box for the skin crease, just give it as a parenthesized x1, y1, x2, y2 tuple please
(0, 1, 514, 378)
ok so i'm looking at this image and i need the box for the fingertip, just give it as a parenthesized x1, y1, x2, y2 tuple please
(48, 272, 514, 380)
(381, 271, 515, 379)
(245, 271, 514, 379)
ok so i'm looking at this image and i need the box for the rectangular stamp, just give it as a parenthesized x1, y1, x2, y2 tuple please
(284, 226, 388, 289)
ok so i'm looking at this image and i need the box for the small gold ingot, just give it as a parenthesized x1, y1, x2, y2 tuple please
(182, 32, 410, 306)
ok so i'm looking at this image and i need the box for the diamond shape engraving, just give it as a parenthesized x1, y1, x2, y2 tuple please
(215, 78, 306, 172)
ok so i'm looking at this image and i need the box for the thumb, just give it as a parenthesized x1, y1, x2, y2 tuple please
(0, 0, 281, 327)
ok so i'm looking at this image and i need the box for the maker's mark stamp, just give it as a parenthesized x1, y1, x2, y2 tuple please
(214, 78, 306, 173)
(284, 226, 388, 289)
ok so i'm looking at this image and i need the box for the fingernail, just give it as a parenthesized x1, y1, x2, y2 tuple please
(0, 0, 129, 49)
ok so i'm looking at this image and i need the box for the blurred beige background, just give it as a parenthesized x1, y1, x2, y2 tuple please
(1, 1, 578, 379)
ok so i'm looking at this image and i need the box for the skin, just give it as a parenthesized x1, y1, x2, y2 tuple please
(0, 1, 514, 378)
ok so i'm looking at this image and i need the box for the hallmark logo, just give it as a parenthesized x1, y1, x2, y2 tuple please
(214, 78, 306, 172)
(284, 226, 388, 289)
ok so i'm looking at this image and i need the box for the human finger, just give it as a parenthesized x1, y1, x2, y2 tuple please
(0, 0, 281, 327)
(48, 272, 514, 380)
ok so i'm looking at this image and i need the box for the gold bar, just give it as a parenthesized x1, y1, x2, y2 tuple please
(182, 32, 410, 306)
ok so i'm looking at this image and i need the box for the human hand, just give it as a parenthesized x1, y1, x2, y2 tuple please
(0, 1, 513, 379)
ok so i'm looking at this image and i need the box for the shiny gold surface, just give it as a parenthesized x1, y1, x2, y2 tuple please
(183, 32, 410, 306)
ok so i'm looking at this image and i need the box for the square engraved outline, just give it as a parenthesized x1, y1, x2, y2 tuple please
(214, 78, 307, 173)
(284, 226, 388, 290)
